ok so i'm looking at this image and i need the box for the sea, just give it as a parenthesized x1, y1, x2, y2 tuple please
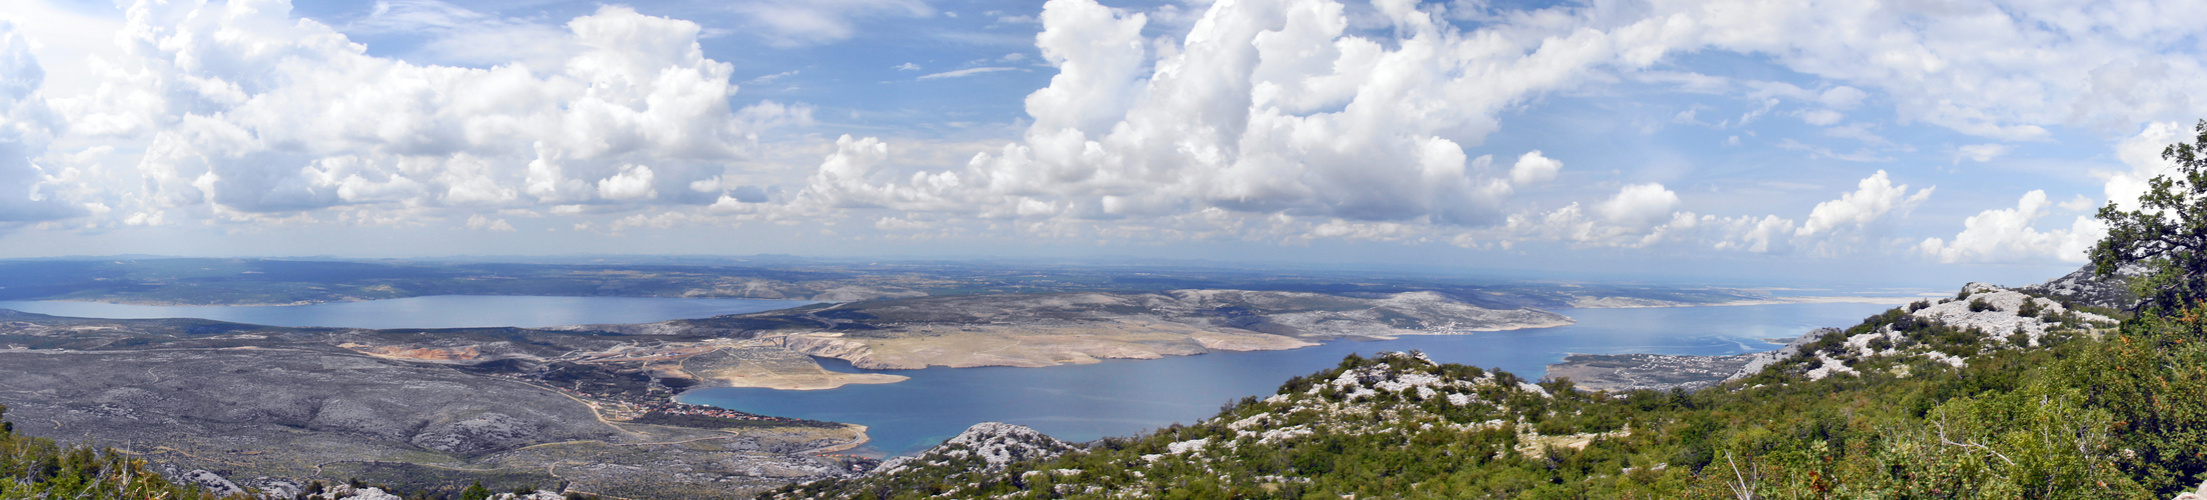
(0, 295, 811, 329)
(679, 301, 1900, 455)
(0, 295, 1898, 457)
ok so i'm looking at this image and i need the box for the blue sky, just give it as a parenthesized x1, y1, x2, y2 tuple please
(0, 0, 2199, 288)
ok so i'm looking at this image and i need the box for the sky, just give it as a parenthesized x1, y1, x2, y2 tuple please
(0, 0, 2199, 288)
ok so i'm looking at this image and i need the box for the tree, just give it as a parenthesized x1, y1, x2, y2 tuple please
(2094, 119, 2207, 313)
(461, 481, 493, 500)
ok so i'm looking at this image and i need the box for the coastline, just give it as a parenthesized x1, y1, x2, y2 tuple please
(786, 316, 1577, 372)
(1563, 296, 1921, 309)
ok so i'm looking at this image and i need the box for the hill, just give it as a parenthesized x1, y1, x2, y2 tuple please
(778, 271, 2196, 499)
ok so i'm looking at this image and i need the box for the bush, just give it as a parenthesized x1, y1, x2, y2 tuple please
(2018, 299, 2043, 318)
(0, 404, 232, 499)
(1970, 298, 1997, 312)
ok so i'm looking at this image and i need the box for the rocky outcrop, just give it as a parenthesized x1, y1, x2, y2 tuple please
(408, 412, 543, 455)
(302, 484, 404, 500)
(1915, 283, 2112, 346)
(2173, 480, 2207, 500)
(174, 468, 244, 497)
(339, 343, 482, 362)
(1726, 327, 1840, 381)
(781, 334, 904, 370)
(2023, 263, 2145, 310)
(1561, 282, 2123, 390)
(1744, 283, 2116, 383)
(1547, 353, 1759, 391)
(874, 422, 1077, 477)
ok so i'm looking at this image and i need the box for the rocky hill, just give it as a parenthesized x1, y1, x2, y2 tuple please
(1739, 282, 2115, 385)
(1549, 278, 2122, 392)
(2022, 262, 2145, 310)
(783, 423, 1079, 499)
(872, 423, 1078, 476)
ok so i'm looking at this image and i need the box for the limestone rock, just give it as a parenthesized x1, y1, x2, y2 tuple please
(874, 422, 1076, 477)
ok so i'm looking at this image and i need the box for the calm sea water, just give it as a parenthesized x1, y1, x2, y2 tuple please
(0, 295, 812, 329)
(681, 302, 1899, 456)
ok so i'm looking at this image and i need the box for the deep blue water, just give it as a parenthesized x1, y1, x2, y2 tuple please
(0, 295, 812, 329)
(681, 302, 1899, 456)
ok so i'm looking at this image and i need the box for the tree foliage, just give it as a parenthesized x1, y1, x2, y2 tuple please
(2095, 119, 2207, 313)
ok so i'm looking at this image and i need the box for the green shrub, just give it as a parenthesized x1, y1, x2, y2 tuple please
(0, 404, 234, 499)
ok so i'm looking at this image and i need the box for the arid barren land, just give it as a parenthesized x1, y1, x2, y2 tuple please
(0, 310, 868, 498)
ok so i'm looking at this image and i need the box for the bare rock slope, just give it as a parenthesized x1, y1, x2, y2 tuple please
(2022, 262, 2144, 310)
(871, 423, 1077, 478)
(1548, 279, 2120, 392)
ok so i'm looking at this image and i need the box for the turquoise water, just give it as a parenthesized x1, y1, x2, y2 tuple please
(0, 295, 812, 329)
(680, 302, 1899, 456)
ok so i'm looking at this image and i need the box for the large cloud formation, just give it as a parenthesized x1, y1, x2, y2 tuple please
(1918, 190, 2103, 264)
(15, 0, 802, 228)
(0, 21, 75, 223)
(799, 0, 1608, 226)
(787, 0, 2204, 261)
(3, 0, 2203, 264)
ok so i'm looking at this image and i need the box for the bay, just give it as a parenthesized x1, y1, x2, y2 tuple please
(680, 302, 1899, 456)
(0, 295, 812, 329)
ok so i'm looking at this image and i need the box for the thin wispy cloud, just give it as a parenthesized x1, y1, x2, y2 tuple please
(917, 67, 1017, 80)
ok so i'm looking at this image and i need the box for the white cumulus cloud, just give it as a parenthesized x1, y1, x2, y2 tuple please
(801, 0, 1640, 227)
(1597, 183, 1681, 229)
(1510, 151, 1561, 185)
(1918, 190, 2104, 263)
(597, 164, 659, 200)
(1796, 170, 1933, 237)
(20, 1, 805, 229)
(2102, 121, 2189, 212)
